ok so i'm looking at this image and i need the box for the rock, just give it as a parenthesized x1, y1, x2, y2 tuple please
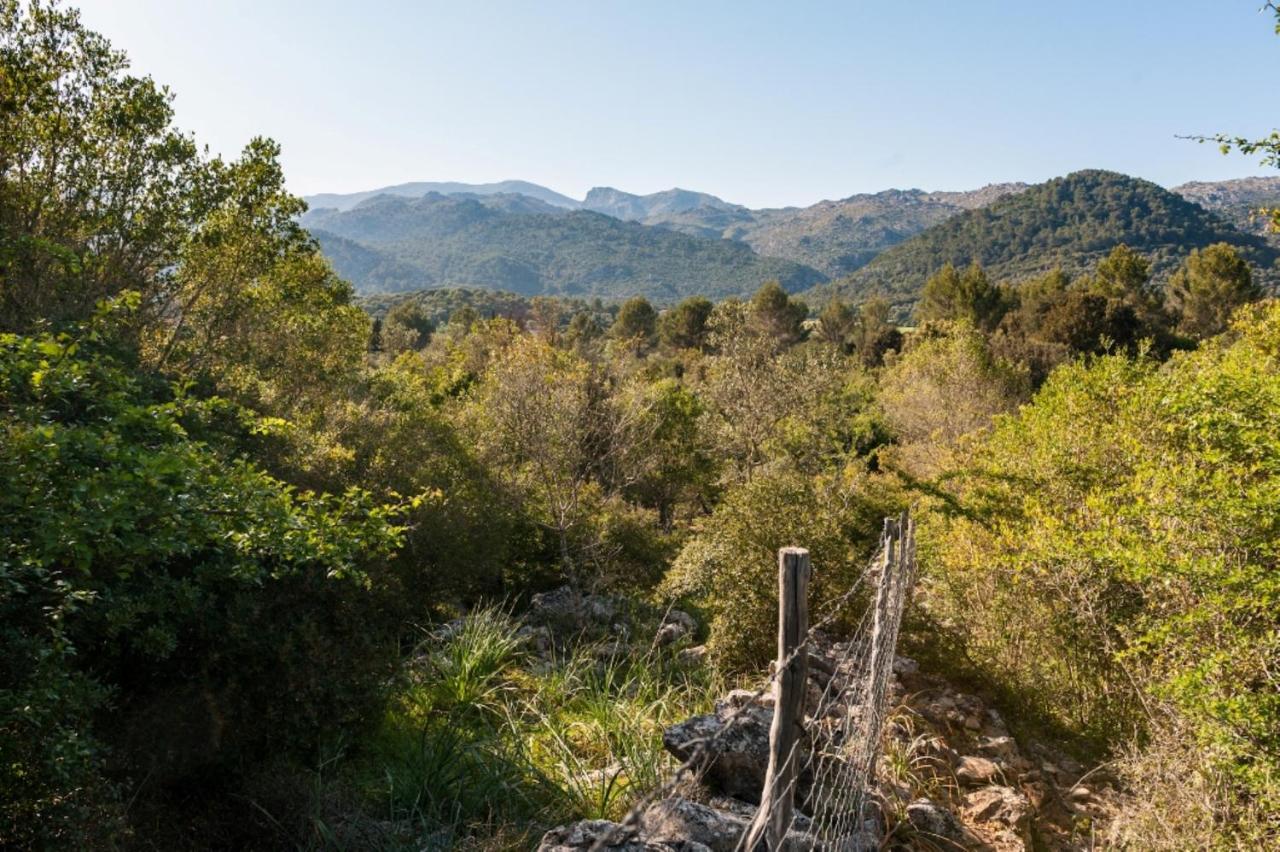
(655, 622, 683, 647)
(964, 714, 983, 731)
(588, 597, 618, 624)
(516, 624, 553, 655)
(893, 656, 919, 675)
(662, 698, 775, 802)
(956, 755, 1003, 786)
(905, 798, 981, 846)
(642, 798, 745, 852)
(678, 645, 708, 665)
(964, 785, 1031, 831)
(528, 586, 580, 623)
(978, 735, 1021, 762)
(536, 819, 710, 851)
(664, 609, 697, 634)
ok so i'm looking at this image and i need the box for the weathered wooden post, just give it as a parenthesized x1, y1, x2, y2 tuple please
(745, 547, 811, 851)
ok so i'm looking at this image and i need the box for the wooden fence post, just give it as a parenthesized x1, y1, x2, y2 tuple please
(745, 547, 811, 851)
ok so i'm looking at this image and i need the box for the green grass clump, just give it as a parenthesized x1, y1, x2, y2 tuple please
(316, 604, 719, 849)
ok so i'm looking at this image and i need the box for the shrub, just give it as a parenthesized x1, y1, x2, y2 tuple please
(0, 326, 405, 846)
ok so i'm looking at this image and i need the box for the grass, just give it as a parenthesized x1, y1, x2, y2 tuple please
(308, 603, 719, 850)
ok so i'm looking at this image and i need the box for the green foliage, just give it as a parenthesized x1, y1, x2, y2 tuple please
(342, 607, 717, 848)
(1168, 243, 1262, 338)
(922, 302, 1280, 840)
(380, 299, 436, 353)
(658, 295, 714, 351)
(0, 323, 405, 846)
(666, 467, 895, 670)
(748, 280, 808, 344)
(611, 296, 658, 350)
(916, 262, 1006, 329)
(0, 0, 204, 331)
(879, 322, 1028, 476)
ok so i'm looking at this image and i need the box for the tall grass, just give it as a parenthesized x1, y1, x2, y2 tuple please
(318, 604, 719, 849)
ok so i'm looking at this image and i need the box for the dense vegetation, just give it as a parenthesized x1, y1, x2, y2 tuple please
(4, 2, 1280, 849)
(303, 193, 826, 301)
(821, 170, 1280, 309)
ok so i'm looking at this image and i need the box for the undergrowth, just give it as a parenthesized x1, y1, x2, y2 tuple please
(304, 604, 718, 850)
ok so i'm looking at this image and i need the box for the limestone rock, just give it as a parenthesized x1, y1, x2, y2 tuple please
(536, 819, 710, 851)
(964, 784, 1031, 831)
(642, 798, 745, 852)
(662, 697, 774, 802)
(956, 754, 1003, 786)
(905, 798, 981, 846)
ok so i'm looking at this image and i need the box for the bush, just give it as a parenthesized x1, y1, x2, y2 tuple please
(0, 326, 405, 846)
(665, 466, 897, 670)
(921, 300, 1280, 842)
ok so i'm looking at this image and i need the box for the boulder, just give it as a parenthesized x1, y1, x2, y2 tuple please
(642, 798, 745, 852)
(662, 697, 774, 802)
(678, 645, 708, 665)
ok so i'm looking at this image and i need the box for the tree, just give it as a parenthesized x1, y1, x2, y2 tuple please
(0, 1, 206, 332)
(878, 322, 1028, 476)
(748, 280, 807, 344)
(1167, 243, 1261, 338)
(0, 324, 406, 846)
(465, 335, 597, 573)
(611, 296, 657, 351)
(916, 262, 1005, 330)
(381, 300, 436, 354)
(850, 296, 902, 367)
(816, 298, 857, 350)
(659, 295, 714, 351)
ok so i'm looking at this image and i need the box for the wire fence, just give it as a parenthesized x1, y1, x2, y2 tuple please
(584, 511, 917, 852)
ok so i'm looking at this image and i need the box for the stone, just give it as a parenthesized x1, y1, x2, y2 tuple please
(678, 645, 708, 665)
(536, 819, 710, 851)
(893, 655, 920, 675)
(978, 735, 1021, 762)
(964, 784, 1031, 831)
(642, 798, 745, 852)
(662, 699, 775, 802)
(664, 609, 697, 634)
(905, 798, 981, 846)
(655, 622, 684, 647)
(956, 755, 1003, 786)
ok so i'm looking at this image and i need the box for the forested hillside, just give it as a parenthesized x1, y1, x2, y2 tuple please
(302, 192, 826, 300)
(822, 170, 1280, 307)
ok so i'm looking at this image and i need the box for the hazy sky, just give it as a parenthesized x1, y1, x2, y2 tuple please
(74, 1, 1279, 208)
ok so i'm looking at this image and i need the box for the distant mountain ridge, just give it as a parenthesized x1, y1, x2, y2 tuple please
(303, 173, 1279, 304)
(302, 192, 824, 302)
(305, 180, 581, 212)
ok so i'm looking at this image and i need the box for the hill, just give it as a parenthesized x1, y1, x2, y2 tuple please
(729, 184, 1029, 278)
(820, 170, 1280, 307)
(1174, 176, 1280, 240)
(303, 179, 581, 212)
(303, 193, 826, 302)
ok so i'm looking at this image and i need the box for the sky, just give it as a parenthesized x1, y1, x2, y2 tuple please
(74, 0, 1280, 209)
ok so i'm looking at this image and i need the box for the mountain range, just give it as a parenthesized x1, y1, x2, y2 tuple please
(303, 174, 1280, 306)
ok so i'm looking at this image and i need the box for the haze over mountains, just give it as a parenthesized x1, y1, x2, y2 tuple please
(302, 173, 1280, 306)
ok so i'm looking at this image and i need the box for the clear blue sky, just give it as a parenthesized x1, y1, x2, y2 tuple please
(75, 0, 1279, 208)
